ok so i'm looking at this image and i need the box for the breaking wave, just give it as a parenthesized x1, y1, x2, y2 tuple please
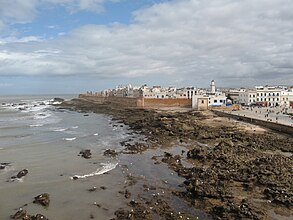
(71, 162, 118, 180)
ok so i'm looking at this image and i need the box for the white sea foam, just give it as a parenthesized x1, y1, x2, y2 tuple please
(71, 162, 118, 180)
(72, 126, 79, 129)
(64, 137, 76, 141)
(54, 128, 67, 132)
(29, 124, 44, 127)
(94, 133, 99, 136)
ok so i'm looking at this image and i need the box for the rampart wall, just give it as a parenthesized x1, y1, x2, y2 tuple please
(213, 110, 293, 135)
(144, 98, 192, 108)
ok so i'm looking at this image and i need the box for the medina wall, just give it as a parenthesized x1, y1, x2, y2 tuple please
(143, 98, 192, 108)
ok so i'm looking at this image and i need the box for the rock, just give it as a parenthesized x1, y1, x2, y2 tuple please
(187, 147, 207, 160)
(100, 186, 107, 190)
(31, 214, 49, 220)
(10, 169, 28, 180)
(79, 149, 92, 159)
(264, 187, 293, 207)
(33, 193, 50, 207)
(103, 149, 118, 157)
(53, 98, 64, 102)
(16, 169, 28, 178)
(10, 209, 28, 219)
(88, 187, 97, 192)
(124, 189, 131, 199)
(0, 162, 10, 170)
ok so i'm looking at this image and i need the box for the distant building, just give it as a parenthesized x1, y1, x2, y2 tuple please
(192, 80, 227, 110)
(255, 86, 282, 107)
(238, 90, 257, 106)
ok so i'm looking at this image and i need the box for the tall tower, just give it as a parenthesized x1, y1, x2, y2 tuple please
(210, 80, 216, 94)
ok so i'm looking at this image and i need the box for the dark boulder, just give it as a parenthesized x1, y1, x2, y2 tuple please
(16, 169, 28, 178)
(79, 149, 92, 159)
(104, 149, 118, 157)
(53, 98, 64, 102)
(33, 193, 50, 207)
(10, 209, 28, 219)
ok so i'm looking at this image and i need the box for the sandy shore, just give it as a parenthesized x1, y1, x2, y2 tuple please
(58, 98, 293, 220)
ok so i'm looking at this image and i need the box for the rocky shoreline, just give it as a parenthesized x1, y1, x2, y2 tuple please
(58, 98, 293, 220)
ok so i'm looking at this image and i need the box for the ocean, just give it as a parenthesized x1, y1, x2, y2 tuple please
(0, 95, 132, 219)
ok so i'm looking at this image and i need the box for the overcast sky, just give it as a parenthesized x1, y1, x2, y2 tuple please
(0, 0, 293, 94)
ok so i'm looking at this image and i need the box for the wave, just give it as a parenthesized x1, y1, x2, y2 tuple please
(71, 162, 118, 180)
(29, 124, 44, 127)
(54, 128, 67, 132)
(94, 133, 99, 136)
(64, 137, 76, 141)
(72, 126, 79, 129)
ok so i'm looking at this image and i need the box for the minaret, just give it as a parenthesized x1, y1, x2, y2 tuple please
(210, 80, 216, 94)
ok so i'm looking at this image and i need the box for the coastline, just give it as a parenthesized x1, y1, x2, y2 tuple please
(58, 97, 293, 219)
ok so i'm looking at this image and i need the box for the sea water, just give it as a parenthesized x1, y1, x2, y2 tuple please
(0, 95, 131, 219)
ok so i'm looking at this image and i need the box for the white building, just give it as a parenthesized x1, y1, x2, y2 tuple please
(192, 80, 227, 109)
(238, 90, 257, 106)
(255, 86, 282, 107)
(280, 89, 293, 108)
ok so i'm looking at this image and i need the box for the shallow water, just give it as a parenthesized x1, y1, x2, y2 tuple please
(0, 95, 132, 219)
(0, 95, 211, 219)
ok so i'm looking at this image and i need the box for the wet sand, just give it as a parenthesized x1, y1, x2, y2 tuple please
(55, 98, 293, 219)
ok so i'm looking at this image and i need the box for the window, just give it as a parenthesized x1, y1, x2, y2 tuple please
(220, 100, 223, 103)
(201, 100, 204, 104)
(214, 100, 217, 103)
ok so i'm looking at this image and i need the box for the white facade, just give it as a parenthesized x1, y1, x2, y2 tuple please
(255, 86, 282, 107)
(238, 90, 257, 105)
(280, 89, 293, 108)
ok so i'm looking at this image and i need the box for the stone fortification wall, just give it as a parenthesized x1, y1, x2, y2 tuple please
(144, 98, 192, 108)
(105, 96, 143, 107)
(78, 94, 143, 107)
(78, 94, 106, 104)
(213, 110, 293, 135)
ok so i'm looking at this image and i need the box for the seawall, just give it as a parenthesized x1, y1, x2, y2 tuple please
(212, 110, 293, 135)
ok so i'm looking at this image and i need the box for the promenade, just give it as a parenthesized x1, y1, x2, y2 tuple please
(222, 106, 293, 127)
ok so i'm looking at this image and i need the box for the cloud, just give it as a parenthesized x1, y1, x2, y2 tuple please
(1, 0, 293, 87)
(0, 0, 119, 28)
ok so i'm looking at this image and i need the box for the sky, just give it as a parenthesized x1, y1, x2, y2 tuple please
(0, 0, 293, 94)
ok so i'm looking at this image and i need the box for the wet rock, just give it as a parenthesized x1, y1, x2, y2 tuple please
(264, 187, 293, 207)
(79, 149, 92, 159)
(33, 193, 50, 207)
(10, 209, 28, 219)
(53, 97, 64, 102)
(31, 214, 49, 220)
(187, 146, 208, 160)
(0, 162, 10, 170)
(104, 149, 118, 157)
(123, 142, 149, 154)
(10, 169, 28, 180)
(88, 187, 97, 192)
(100, 186, 107, 190)
(113, 208, 131, 219)
(16, 169, 28, 178)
